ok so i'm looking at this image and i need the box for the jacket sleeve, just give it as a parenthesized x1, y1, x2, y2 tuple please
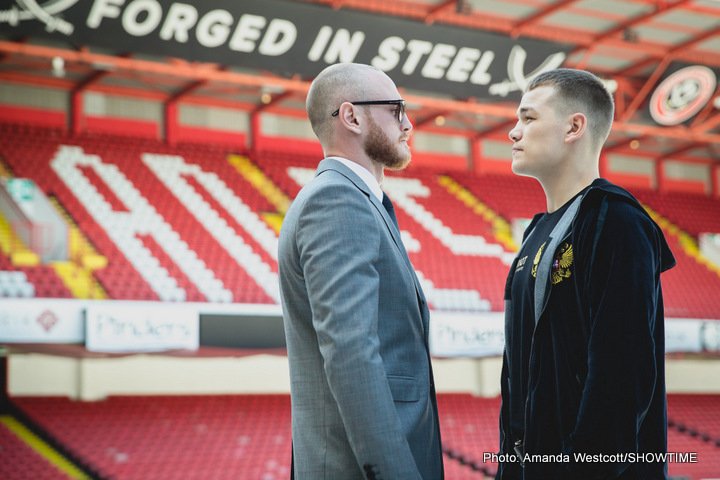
(296, 183, 422, 480)
(563, 199, 664, 478)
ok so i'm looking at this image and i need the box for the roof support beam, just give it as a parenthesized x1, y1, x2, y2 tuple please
(473, 119, 516, 141)
(690, 84, 720, 128)
(1, 40, 719, 149)
(413, 110, 451, 129)
(510, 0, 578, 38)
(249, 91, 295, 154)
(604, 135, 648, 153)
(164, 80, 207, 145)
(619, 56, 671, 122)
(696, 112, 720, 134)
(618, 25, 720, 77)
(70, 69, 110, 136)
(425, 0, 456, 24)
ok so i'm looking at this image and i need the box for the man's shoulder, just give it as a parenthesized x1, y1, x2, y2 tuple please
(582, 178, 640, 207)
(290, 167, 357, 201)
(574, 179, 649, 226)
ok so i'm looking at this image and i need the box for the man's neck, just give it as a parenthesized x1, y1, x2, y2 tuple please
(541, 170, 598, 213)
(325, 150, 384, 184)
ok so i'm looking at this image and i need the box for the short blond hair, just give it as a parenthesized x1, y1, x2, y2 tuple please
(306, 63, 380, 144)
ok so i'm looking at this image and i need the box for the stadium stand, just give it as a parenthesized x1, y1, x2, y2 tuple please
(0, 418, 69, 480)
(667, 428, 720, 479)
(1, 1, 719, 479)
(668, 394, 720, 446)
(1, 122, 720, 318)
(10, 393, 720, 480)
(14, 395, 293, 480)
(633, 189, 720, 238)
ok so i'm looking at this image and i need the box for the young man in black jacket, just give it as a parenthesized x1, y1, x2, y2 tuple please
(498, 68, 675, 479)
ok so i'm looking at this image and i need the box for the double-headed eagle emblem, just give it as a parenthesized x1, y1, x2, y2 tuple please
(531, 241, 573, 285)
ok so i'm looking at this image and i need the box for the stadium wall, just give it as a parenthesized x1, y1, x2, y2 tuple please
(7, 351, 720, 401)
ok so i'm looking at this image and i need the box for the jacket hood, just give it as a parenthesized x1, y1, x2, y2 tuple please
(582, 178, 676, 272)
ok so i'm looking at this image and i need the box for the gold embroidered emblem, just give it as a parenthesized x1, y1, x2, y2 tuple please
(531, 242, 545, 278)
(531, 241, 573, 285)
(551, 242, 573, 285)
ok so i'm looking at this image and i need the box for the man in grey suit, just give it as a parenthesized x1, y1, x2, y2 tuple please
(278, 63, 444, 480)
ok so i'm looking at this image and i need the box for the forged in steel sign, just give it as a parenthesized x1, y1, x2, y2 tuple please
(0, 0, 571, 99)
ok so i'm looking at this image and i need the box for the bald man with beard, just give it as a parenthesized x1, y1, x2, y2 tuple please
(278, 63, 444, 480)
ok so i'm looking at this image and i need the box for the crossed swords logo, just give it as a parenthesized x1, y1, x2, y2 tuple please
(0, 0, 78, 35)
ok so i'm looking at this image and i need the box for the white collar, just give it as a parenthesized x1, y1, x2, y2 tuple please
(329, 157, 384, 201)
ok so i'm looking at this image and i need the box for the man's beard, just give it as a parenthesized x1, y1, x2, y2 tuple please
(363, 116, 411, 170)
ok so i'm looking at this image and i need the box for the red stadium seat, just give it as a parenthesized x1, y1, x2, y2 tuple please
(0, 122, 719, 319)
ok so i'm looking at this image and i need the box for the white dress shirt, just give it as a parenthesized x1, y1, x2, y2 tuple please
(330, 157, 384, 202)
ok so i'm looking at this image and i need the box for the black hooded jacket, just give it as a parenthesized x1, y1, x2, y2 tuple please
(497, 179, 676, 480)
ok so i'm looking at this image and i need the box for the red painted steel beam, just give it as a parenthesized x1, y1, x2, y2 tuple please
(164, 80, 207, 145)
(510, 0, 579, 38)
(614, 120, 720, 144)
(70, 69, 111, 136)
(252, 90, 295, 114)
(567, 0, 692, 69)
(589, 0, 690, 46)
(413, 110, 451, 129)
(696, 112, 720, 134)
(425, 0, 457, 24)
(472, 119, 516, 141)
(0, 41, 312, 94)
(603, 135, 648, 153)
(619, 56, 671, 122)
(690, 84, 720, 128)
(657, 143, 705, 161)
(2, 40, 720, 147)
(618, 25, 720, 77)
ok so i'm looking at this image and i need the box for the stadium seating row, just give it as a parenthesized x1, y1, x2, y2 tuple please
(0, 122, 719, 318)
(0, 419, 68, 480)
(9, 394, 720, 480)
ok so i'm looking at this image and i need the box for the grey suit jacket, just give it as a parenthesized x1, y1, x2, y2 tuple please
(279, 158, 443, 480)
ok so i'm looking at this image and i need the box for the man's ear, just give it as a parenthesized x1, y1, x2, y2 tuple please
(337, 102, 362, 135)
(565, 112, 587, 144)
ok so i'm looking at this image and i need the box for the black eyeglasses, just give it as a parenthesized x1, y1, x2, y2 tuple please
(331, 100, 406, 123)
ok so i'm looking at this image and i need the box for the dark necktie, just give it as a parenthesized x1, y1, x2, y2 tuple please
(382, 193, 399, 229)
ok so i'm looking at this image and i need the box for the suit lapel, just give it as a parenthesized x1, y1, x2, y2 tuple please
(316, 159, 428, 311)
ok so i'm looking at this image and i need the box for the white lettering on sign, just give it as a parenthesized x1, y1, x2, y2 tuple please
(196, 9, 233, 48)
(87, 0, 125, 29)
(229, 13, 266, 52)
(422, 43, 456, 79)
(87, 0, 296, 56)
(306, 27, 365, 63)
(80, 1, 569, 97)
(159, 3, 198, 43)
(402, 40, 433, 75)
(372, 37, 496, 85)
(259, 19, 297, 56)
(86, 303, 199, 352)
(122, 0, 162, 36)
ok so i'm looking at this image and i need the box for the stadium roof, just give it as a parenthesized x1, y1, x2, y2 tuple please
(0, 0, 718, 164)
